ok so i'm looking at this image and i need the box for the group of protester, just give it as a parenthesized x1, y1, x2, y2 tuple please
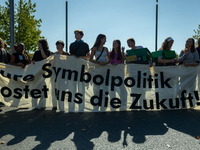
(1, 30, 200, 111)
(0, 30, 200, 69)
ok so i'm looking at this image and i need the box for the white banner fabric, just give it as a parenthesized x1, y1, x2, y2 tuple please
(0, 55, 200, 112)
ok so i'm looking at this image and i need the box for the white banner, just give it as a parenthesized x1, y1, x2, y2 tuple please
(0, 55, 200, 112)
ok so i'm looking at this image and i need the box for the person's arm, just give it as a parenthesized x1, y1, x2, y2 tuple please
(147, 55, 152, 67)
(194, 51, 200, 65)
(69, 43, 77, 57)
(89, 47, 98, 64)
(79, 44, 90, 59)
(32, 52, 36, 64)
(23, 51, 31, 64)
(188, 51, 200, 66)
(121, 47, 125, 64)
(105, 48, 111, 65)
(79, 52, 90, 59)
(158, 58, 176, 64)
(39, 45, 48, 59)
(177, 50, 186, 63)
(10, 55, 25, 68)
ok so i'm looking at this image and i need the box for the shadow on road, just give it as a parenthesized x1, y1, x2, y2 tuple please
(0, 108, 200, 149)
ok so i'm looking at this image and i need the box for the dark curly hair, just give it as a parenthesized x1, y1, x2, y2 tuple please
(38, 39, 49, 52)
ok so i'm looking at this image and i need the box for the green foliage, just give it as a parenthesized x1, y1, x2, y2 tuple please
(0, 0, 44, 52)
(193, 24, 200, 46)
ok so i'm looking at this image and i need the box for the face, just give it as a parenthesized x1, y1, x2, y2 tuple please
(17, 44, 23, 53)
(75, 32, 83, 41)
(13, 47, 16, 52)
(167, 41, 174, 50)
(185, 39, 193, 48)
(127, 40, 135, 48)
(56, 44, 64, 51)
(101, 37, 106, 45)
(37, 42, 41, 50)
(113, 41, 119, 49)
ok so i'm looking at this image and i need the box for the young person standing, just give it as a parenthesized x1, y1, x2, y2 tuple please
(69, 30, 90, 59)
(89, 34, 111, 65)
(110, 39, 125, 65)
(10, 42, 31, 68)
(0, 38, 9, 64)
(177, 38, 200, 66)
(53, 40, 69, 55)
(157, 37, 176, 65)
(32, 39, 51, 64)
(126, 38, 151, 66)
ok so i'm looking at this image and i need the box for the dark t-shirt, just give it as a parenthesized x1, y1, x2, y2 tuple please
(13, 53, 28, 66)
(7, 52, 12, 64)
(69, 41, 89, 57)
(32, 50, 51, 61)
(196, 47, 200, 58)
(0, 48, 9, 64)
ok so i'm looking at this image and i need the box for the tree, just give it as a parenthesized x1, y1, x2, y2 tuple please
(193, 24, 200, 46)
(0, 0, 44, 52)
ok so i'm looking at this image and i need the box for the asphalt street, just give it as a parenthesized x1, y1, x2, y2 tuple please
(1, 102, 200, 150)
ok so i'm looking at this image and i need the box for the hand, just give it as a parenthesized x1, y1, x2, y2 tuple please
(174, 59, 179, 63)
(73, 55, 79, 59)
(23, 51, 28, 55)
(38, 43, 42, 50)
(122, 46, 125, 52)
(18, 62, 25, 68)
(113, 63, 118, 66)
(32, 60, 35, 65)
(184, 63, 190, 67)
(98, 61, 108, 66)
(98, 61, 105, 65)
(190, 62, 196, 66)
(185, 50, 189, 55)
(171, 58, 176, 63)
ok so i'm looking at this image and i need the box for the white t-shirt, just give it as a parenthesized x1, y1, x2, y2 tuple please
(95, 47, 108, 62)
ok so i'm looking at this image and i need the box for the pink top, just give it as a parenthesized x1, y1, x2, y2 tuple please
(109, 52, 122, 64)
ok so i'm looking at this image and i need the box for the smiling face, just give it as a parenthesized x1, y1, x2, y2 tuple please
(17, 44, 24, 53)
(127, 40, 135, 48)
(113, 41, 119, 49)
(101, 37, 106, 45)
(167, 40, 174, 50)
(185, 39, 193, 49)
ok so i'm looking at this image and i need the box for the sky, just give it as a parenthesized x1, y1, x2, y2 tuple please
(0, 0, 200, 54)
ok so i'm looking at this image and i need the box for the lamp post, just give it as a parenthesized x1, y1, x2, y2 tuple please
(10, 0, 15, 53)
(66, 1, 68, 52)
(155, 0, 158, 51)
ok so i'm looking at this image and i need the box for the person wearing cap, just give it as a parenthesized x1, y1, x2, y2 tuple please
(52, 40, 69, 55)
(10, 42, 31, 68)
(69, 29, 90, 59)
(157, 37, 177, 65)
(32, 39, 51, 64)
